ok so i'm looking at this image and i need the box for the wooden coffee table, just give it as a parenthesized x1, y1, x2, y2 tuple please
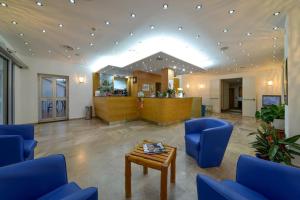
(125, 140, 177, 200)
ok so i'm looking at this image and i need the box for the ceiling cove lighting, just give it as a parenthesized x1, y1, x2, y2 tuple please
(90, 35, 213, 72)
(1, 2, 7, 7)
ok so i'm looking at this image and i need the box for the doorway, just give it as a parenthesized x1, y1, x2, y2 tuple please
(38, 74, 69, 122)
(221, 78, 243, 114)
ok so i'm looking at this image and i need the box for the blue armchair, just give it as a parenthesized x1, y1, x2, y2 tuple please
(185, 118, 233, 168)
(197, 155, 300, 200)
(0, 154, 98, 200)
(0, 124, 37, 167)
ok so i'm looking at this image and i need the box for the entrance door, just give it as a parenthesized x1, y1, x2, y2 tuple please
(242, 77, 256, 117)
(209, 79, 221, 113)
(38, 74, 69, 122)
(229, 88, 235, 108)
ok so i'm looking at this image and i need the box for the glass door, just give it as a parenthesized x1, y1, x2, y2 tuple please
(38, 74, 69, 122)
(0, 56, 8, 124)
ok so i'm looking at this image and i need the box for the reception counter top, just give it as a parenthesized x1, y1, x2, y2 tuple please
(93, 96, 201, 125)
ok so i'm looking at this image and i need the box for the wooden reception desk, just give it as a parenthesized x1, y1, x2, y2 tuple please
(94, 96, 201, 125)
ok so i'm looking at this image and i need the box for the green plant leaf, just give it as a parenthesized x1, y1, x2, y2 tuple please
(268, 145, 279, 160)
(288, 149, 300, 156)
(284, 135, 300, 143)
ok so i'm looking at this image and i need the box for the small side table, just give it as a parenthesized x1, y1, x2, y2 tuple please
(125, 140, 177, 200)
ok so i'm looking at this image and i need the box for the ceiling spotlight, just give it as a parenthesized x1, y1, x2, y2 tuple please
(115, 41, 119, 45)
(105, 21, 110, 25)
(196, 4, 202, 10)
(150, 25, 155, 30)
(48, 50, 52, 53)
(178, 26, 183, 31)
(58, 24, 63, 28)
(24, 42, 29, 45)
(69, 0, 75, 4)
(11, 20, 17, 25)
(130, 32, 134, 36)
(273, 37, 277, 40)
(163, 3, 168, 9)
(19, 33, 24, 37)
(217, 42, 221, 46)
(273, 26, 279, 30)
(273, 12, 280, 16)
(76, 47, 80, 50)
(90, 33, 95, 36)
(1, 2, 7, 7)
(239, 42, 242, 46)
(36, 1, 43, 6)
(131, 13, 136, 18)
(173, 66, 177, 69)
(90, 42, 94, 46)
(247, 32, 252, 36)
(28, 48, 32, 51)
(229, 9, 235, 14)
(42, 29, 46, 33)
(223, 29, 228, 33)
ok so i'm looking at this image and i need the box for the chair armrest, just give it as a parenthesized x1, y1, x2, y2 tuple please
(0, 154, 68, 200)
(0, 135, 24, 166)
(197, 174, 248, 200)
(185, 119, 205, 135)
(236, 155, 300, 200)
(62, 187, 98, 200)
(0, 124, 34, 140)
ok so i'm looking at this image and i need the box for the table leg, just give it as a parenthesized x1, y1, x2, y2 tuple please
(143, 166, 148, 175)
(125, 155, 131, 198)
(160, 165, 168, 200)
(171, 151, 176, 184)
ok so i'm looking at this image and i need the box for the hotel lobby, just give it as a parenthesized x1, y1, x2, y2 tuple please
(1, 0, 300, 200)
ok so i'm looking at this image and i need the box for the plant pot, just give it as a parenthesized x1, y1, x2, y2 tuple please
(273, 119, 285, 130)
(255, 153, 269, 160)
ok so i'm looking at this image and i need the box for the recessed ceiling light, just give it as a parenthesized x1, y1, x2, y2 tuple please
(173, 66, 177, 69)
(217, 42, 221, 46)
(131, 13, 136, 18)
(90, 33, 95, 37)
(24, 42, 28, 45)
(163, 3, 168, 9)
(11, 20, 17, 25)
(273, 12, 280, 16)
(273, 37, 277, 40)
(42, 29, 46, 33)
(69, 0, 75, 4)
(90, 42, 94, 46)
(229, 9, 235, 14)
(182, 68, 186, 72)
(247, 32, 252, 36)
(239, 42, 242, 46)
(19, 33, 24, 37)
(36, 1, 43, 6)
(28, 48, 32, 51)
(130, 32, 134, 36)
(1, 2, 7, 7)
(273, 26, 279, 30)
(105, 21, 110, 25)
(196, 4, 202, 10)
(196, 34, 200, 39)
(58, 24, 63, 28)
(150, 25, 155, 30)
(48, 50, 52, 53)
(178, 26, 183, 31)
(115, 41, 119, 45)
(223, 29, 228, 33)
(76, 47, 80, 50)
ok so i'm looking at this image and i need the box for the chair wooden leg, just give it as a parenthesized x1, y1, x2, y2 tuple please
(171, 156, 176, 183)
(160, 165, 168, 200)
(125, 155, 131, 198)
(143, 166, 148, 175)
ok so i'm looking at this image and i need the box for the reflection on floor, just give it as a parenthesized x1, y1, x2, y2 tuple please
(35, 113, 258, 200)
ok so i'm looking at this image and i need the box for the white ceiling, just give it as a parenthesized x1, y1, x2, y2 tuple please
(0, 0, 297, 73)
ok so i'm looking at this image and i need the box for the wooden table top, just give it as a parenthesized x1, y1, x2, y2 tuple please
(126, 140, 176, 169)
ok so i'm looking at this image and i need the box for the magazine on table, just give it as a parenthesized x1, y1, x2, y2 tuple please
(143, 142, 166, 154)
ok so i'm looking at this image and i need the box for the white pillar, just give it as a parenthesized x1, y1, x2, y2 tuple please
(285, 6, 300, 138)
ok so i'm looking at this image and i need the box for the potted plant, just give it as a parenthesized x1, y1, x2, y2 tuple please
(255, 104, 285, 130)
(166, 89, 176, 98)
(249, 123, 300, 165)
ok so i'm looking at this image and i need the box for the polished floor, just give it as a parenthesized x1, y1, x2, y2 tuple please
(35, 114, 258, 200)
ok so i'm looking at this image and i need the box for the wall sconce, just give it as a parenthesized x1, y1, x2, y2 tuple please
(198, 84, 205, 89)
(78, 76, 85, 84)
(267, 80, 273, 86)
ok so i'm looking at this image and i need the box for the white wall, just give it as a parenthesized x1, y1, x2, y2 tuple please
(14, 56, 92, 124)
(182, 66, 283, 110)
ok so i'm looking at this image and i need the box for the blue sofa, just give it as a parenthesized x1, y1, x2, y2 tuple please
(185, 118, 233, 168)
(197, 155, 300, 200)
(0, 124, 37, 167)
(0, 154, 98, 200)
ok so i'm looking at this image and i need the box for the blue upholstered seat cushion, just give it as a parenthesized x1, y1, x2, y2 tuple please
(185, 134, 201, 158)
(38, 182, 81, 200)
(23, 140, 37, 158)
(221, 180, 269, 200)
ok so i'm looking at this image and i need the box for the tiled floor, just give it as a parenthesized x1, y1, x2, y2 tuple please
(35, 113, 258, 200)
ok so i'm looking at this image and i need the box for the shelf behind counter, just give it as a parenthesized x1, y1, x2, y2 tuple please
(93, 96, 202, 125)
